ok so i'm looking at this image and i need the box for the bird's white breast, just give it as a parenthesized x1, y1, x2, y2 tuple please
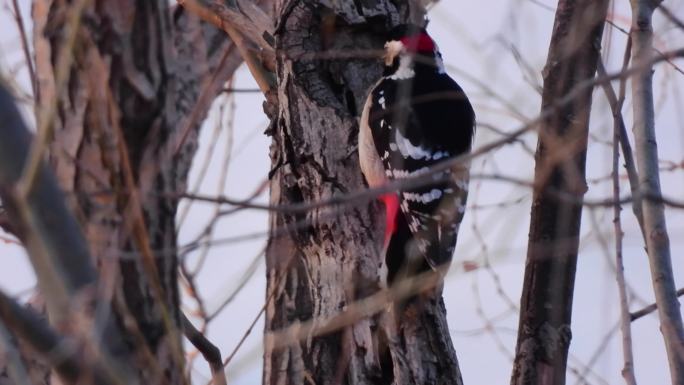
(359, 89, 386, 187)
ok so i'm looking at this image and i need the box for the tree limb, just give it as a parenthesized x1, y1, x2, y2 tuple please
(0, 82, 96, 323)
(629, 0, 684, 381)
(182, 314, 226, 385)
(0, 291, 80, 382)
(177, 0, 276, 93)
(511, 1, 610, 384)
(631, 288, 684, 322)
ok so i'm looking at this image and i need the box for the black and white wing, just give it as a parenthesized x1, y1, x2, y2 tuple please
(367, 72, 475, 269)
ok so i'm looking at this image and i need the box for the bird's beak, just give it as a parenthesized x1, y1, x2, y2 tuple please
(384, 40, 404, 66)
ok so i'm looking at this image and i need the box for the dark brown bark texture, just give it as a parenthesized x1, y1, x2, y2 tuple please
(510, 1, 609, 385)
(264, 1, 462, 385)
(0, 1, 241, 384)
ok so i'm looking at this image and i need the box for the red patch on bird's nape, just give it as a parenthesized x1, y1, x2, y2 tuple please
(379, 193, 400, 247)
(400, 33, 436, 53)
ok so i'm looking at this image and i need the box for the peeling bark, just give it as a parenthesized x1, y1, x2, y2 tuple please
(264, 1, 462, 384)
(0, 1, 243, 383)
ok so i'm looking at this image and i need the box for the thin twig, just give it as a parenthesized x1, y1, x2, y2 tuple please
(207, 246, 264, 320)
(9, 0, 37, 101)
(104, 86, 187, 372)
(658, 4, 684, 31)
(609, 60, 637, 385)
(0, 290, 81, 382)
(0, 320, 33, 385)
(598, 37, 647, 242)
(176, 93, 231, 229)
(177, 0, 275, 93)
(631, 288, 684, 322)
(597, 44, 638, 383)
(265, 265, 448, 351)
(190, 97, 236, 276)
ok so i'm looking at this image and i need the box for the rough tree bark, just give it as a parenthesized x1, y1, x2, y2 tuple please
(263, 1, 462, 385)
(629, 0, 684, 383)
(510, 1, 609, 385)
(0, 1, 243, 384)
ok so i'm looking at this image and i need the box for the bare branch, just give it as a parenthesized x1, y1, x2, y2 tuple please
(631, 288, 684, 322)
(9, 0, 37, 101)
(597, 40, 647, 242)
(182, 315, 226, 385)
(658, 4, 684, 31)
(177, 0, 276, 93)
(607, 57, 638, 385)
(0, 82, 96, 322)
(0, 82, 138, 385)
(0, 291, 80, 382)
(511, 1, 610, 384)
(629, 0, 684, 381)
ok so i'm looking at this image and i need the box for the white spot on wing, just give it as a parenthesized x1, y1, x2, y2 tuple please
(403, 189, 443, 204)
(388, 167, 430, 179)
(395, 129, 432, 160)
(432, 151, 449, 160)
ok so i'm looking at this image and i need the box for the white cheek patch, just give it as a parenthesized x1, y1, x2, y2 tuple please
(389, 55, 415, 80)
(384, 40, 404, 66)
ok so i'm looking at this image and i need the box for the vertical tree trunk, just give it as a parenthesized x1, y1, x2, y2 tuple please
(263, 2, 462, 385)
(9, 0, 244, 383)
(510, 1, 609, 385)
(629, 1, 684, 383)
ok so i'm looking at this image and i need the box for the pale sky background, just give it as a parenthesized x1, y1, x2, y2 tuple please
(1, 1, 684, 384)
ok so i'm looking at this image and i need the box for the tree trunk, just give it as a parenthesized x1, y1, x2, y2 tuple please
(629, 1, 684, 383)
(263, 2, 462, 385)
(510, 1, 609, 385)
(0, 1, 241, 383)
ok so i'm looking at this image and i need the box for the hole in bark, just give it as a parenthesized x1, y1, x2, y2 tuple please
(378, 333, 395, 385)
(345, 90, 357, 116)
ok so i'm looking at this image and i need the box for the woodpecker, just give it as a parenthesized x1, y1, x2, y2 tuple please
(359, 24, 475, 284)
